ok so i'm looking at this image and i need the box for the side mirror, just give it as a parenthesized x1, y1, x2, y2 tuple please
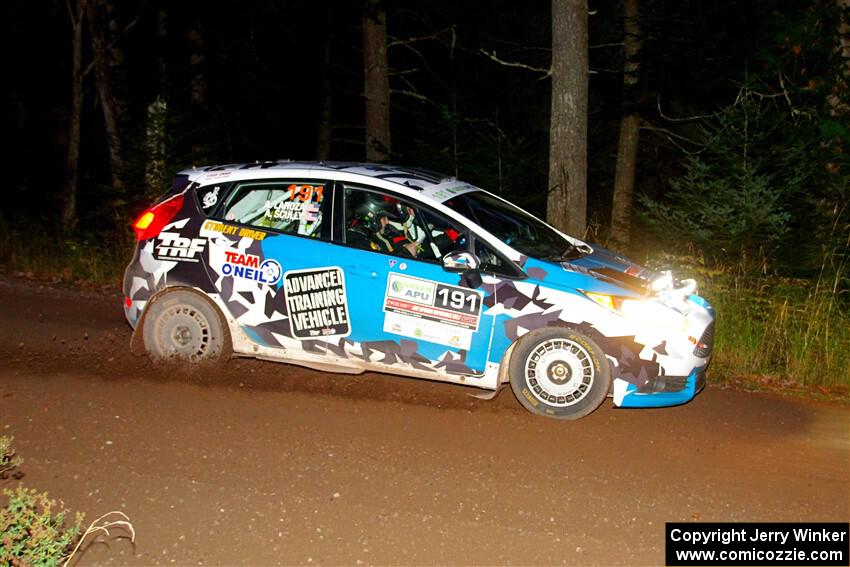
(442, 251, 480, 272)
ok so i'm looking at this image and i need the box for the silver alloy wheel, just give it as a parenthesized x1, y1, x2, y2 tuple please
(154, 304, 212, 360)
(524, 338, 595, 407)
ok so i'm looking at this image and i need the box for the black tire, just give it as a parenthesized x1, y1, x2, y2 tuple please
(509, 327, 611, 419)
(141, 289, 231, 362)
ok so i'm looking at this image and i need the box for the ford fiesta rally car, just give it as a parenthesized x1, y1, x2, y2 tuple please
(123, 161, 715, 419)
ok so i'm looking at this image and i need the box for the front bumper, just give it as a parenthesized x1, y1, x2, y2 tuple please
(615, 367, 706, 408)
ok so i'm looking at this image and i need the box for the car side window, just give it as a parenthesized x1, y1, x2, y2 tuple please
(343, 186, 467, 263)
(474, 238, 520, 277)
(220, 181, 325, 238)
(196, 183, 227, 215)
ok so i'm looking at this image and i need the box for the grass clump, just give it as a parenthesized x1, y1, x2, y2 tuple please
(0, 436, 23, 478)
(0, 436, 135, 566)
(0, 217, 133, 286)
(653, 253, 850, 392)
(0, 486, 84, 566)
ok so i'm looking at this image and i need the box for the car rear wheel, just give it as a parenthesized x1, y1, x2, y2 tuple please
(142, 289, 231, 362)
(509, 328, 610, 419)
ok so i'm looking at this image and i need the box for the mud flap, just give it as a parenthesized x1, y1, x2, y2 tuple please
(466, 384, 504, 401)
(129, 316, 147, 356)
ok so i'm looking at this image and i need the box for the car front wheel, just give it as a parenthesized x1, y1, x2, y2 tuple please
(141, 289, 231, 362)
(509, 328, 611, 419)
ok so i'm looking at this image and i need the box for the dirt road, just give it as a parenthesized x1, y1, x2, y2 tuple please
(0, 276, 847, 566)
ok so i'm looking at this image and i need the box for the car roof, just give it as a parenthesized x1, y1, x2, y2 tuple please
(180, 161, 462, 192)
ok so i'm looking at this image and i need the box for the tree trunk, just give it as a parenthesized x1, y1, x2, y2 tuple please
(157, 7, 168, 97)
(316, 30, 333, 161)
(837, 0, 850, 76)
(63, 0, 86, 231)
(362, 0, 391, 163)
(86, 0, 124, 196)
(547, 0, 588, 238)
(144, 97, 168, 199)
(188, 24, 207, 106)
(610, 0, 642, 250)
(144, 6, 168, 198)
(188, 21, 208, 158)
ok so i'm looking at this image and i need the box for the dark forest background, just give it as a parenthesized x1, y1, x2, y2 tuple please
(2, 0, 849, 389)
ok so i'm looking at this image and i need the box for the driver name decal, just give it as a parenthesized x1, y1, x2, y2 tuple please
(283, 267, 350, 339)
(383, 274, 483, 350)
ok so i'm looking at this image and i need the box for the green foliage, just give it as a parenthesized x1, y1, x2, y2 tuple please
(0, 216, 133, 285)
(706, 277, 850, 388)
(639, 0, 850, 277)
(639, 95, 800, 271)
(0, 487, 84, 567)
(657, 251, 850, 389)
(0, 436, 23, 478)
(0, 439, 134, 566)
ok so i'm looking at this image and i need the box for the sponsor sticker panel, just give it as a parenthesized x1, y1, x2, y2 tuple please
(283, 267, 350, 339)
(382, 273, 483, 350)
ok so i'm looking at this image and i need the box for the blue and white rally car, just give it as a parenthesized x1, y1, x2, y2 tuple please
(123, 161, 714, 419)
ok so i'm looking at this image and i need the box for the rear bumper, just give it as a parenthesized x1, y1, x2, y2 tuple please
(615, 367, 706, 408)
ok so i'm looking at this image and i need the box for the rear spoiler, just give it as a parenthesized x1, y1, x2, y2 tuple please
(170, 173, 192, 194)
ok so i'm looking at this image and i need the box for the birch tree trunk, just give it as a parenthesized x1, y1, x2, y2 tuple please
(363, 0, 391, 163)
(86, 0, 124, 196)
(610, 0, 642, 250)
(63, 0, 86, 231)
(547, 0, 588, 238)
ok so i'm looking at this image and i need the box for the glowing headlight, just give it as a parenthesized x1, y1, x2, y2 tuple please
(620, 299, 686, 330)
(582, 291, 686, 331)
(584, 291, 620, 311)
(651, 270, 673, 292)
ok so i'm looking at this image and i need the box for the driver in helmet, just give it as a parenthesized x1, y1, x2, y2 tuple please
(347, 193, 422, 257)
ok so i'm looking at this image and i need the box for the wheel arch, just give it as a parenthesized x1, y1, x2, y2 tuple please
(510, 318, 619, 363)
(129, 285, 231, 356)
(505, 324, 613, 419)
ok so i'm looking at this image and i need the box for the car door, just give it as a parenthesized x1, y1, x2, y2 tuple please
(326, 182, 494, 376)
(200, 178, 344, 353)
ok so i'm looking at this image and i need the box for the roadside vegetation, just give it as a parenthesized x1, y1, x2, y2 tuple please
(636, 82, 850, 395)
(0, 436, 134, 566)
(0, 218, 132, 287)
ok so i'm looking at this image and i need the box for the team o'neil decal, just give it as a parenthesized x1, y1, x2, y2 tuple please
(283, 267, 350, 339)
(382, 273, 483, 350)
(222, 250, 282, 285)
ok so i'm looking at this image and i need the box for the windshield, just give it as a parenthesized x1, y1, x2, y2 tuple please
(443, 191, 577, 260)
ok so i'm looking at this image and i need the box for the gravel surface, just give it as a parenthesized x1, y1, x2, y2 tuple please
(0, 275, 847, 566)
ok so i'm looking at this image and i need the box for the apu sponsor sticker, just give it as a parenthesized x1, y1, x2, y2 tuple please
(382, 274, 483, 349)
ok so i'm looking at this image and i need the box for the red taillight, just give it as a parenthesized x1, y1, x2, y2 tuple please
(133, 195, 184, 241)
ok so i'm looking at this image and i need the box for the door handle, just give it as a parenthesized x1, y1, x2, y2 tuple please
(343, 265, 378, 278)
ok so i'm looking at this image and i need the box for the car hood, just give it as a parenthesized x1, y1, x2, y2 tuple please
(567, 245, 657, 293)
(521, 245, 696, 299)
